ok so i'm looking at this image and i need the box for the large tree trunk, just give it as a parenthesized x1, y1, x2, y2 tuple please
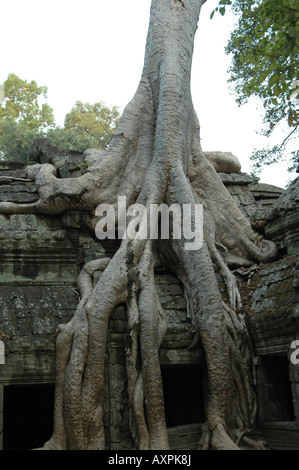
(0, 0, 277, 450)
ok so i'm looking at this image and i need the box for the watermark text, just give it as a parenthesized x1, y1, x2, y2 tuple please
(290, 340, 299, 365)
(95, 196, 203, 251)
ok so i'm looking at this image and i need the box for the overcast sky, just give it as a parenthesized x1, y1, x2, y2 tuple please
(0, 0, 295, 187)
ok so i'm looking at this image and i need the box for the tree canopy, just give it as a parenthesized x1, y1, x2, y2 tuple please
(0, 73, 55, 130)
(0, 74, 55, 161)
(0, 74, 120, 161)
(47, 101, 120, 153)
(213, 0, 299, 174)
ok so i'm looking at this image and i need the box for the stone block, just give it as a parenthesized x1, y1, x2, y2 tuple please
(108, 349, 125, 365)
(289, 363, 299, 382)
(259, 297, 276, 310)
(167, 283, 184, 296)
(155, 274, 178, 284)
(0, 191, 38, 203)
(293, 398, 299, 423)
(110, 411, 123, 427)
(32, 316, 57, 335)
(291, 382, 299, 399)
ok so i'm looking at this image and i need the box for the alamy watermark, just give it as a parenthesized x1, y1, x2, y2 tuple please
(95, 196, 203, 251)
(290, 340, 299, 365)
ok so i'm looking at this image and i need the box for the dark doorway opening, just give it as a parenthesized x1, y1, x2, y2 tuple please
(258, 355, 294, 422)
(3, 383, 55, 450)
(161, 364, 205, 427)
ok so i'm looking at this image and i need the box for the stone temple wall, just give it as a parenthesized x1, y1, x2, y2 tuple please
(0, 148, 298, 450)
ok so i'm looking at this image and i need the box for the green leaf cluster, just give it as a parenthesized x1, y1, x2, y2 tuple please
(0, 74, 55, 161)
(53, 101, 120, 153)
(0, 74, 120, 161)
(213, 0, 299, 174)
(0, 74, 55, 132)
(210, 0, 233, 19)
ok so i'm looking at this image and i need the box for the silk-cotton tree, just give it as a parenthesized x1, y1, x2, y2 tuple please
(0, 0, 277, 450)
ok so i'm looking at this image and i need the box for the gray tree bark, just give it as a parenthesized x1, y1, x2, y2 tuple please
(0, 0, 277, 450)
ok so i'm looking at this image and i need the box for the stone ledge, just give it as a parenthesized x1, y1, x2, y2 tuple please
(168, 423, 202, 450)
(261, 421, 299, 450)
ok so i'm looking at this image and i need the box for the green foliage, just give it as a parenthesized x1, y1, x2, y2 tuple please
(47, 101, 120, 153)
(250, 139, 299, 175)
(210, 0, 233, 19)
(45, 127, 94, 154)
(0, 121, 44, 162)
(212, 0, 299, 173)
(0, 74, 55, 161)
(0, 74, 120, 161)
(0, 73, 55, 131)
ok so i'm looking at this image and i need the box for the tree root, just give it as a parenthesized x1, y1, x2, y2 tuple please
(125, 238, 169, 449)
(0, 0, 279, 451)
(211, 424, 241, 450)
(199, 423, 240, 451)
(199, 424, 269, 450)
(2, 124, 275, 451)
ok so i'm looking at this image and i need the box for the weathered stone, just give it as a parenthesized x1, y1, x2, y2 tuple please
(264, 177, 299, 255)
(0, 191, 38, 203)
(249, 183, 284, 198)
(289, 362, 299, 382)
(219, 172, 257, 185)
(204, 151, 241, 174)
(27, 138, 62, 164)
(0, 156, 298, 450)
(0, 384, 3, 447)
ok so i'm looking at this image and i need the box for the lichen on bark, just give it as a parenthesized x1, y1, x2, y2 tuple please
(0, 0, 277, 450)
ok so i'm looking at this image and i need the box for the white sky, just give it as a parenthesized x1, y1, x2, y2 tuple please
(0, 0, 296, 188)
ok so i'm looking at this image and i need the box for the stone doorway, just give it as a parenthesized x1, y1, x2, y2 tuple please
(3, 383, 55, 450)
(257, 355, 295, 423)
(161, 364, 205, 428)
